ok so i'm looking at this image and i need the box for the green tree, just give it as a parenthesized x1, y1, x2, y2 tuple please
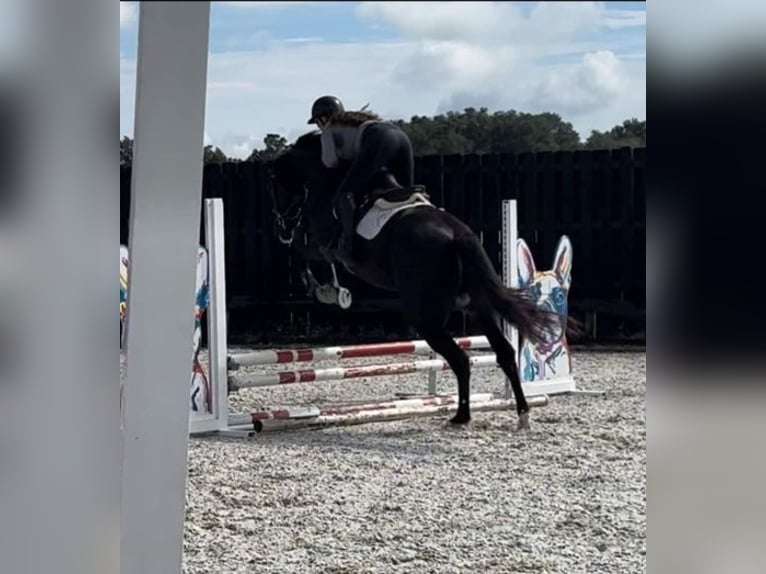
(484, 110, 581, 153)
(246, 133, 290, 162)
(395, 108, 583, 155)
(262, 133, 289, 160)
(585, 118, 646, 149)
(204, 145, 228, 164)
(120, 112, 646, 166)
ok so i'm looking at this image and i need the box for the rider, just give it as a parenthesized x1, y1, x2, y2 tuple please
(307, 95, 415, 260)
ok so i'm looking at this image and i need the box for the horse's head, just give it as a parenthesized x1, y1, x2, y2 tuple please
(263, 130, 324, 245)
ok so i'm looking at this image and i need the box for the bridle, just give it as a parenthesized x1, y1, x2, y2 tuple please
(267, 168, 309, 246)
(264, 136, 329, 247)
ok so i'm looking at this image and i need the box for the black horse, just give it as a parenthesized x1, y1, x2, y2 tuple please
(265, 130, 559, 430)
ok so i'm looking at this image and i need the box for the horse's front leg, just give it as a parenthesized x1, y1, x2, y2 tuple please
(300, 263, 321, 297)
(297, 258, 337, 306)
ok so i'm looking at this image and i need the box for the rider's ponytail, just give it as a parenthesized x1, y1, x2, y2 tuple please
(331, 110, 381, 127)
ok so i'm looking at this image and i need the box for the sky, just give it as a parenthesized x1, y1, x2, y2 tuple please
(120, 1, 647, 159)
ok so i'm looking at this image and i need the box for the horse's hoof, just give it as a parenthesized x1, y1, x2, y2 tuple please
(449, 414, 471, 425)
(516, 412, 530, 431)
(315, 284, 338, 305)
(336, 287, 353, 309)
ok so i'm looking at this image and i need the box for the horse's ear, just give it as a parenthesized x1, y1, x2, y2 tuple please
(552, 235, 573, 291)
(517, 238, 536, 288)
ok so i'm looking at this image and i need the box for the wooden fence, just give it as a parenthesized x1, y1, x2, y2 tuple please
(120, 146, 645, 344)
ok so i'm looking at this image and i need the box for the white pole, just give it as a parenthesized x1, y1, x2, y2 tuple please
(121, 3, 211, 574)
(204, 198, 230, 433)
(501, 200, 519, 399)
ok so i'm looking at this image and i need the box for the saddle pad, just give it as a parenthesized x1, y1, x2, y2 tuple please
(356, 196, 433, 240)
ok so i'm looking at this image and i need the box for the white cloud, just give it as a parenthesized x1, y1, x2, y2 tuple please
(520, 1, 605, 43)
(227, 135, 261, 159)
(357, 2, 520, 44)
(435, 49, 644, 136)
(357, 1, 624, 46)
(393, 41, 508, 92)
(120, 2, 137, 28)
(355, 1, 642, 121)
(603, 9, 647, 30)
(200, 42, 417, 157)
(120, 1, 646, 158)
(531, 50, 629, 115)
(283, 37, 324, 44)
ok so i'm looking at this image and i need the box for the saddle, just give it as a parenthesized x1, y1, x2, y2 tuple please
(356, 184, 430, 222)
(321, 184, 432, 265)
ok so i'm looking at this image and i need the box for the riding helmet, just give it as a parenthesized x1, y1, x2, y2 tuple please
(307, 95, 344, 124)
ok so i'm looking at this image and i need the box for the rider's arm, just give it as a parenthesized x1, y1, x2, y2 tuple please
(320, 129, 340, 168)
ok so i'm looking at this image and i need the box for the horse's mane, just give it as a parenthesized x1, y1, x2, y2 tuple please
(331, 110, 381, 127)
(271, 130, 347, 189)
(292, 129, 322, 156)
(268, 130, 319, 171)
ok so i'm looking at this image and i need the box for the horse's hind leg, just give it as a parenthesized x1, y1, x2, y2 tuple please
(393, 237, 470, 423)
(477, 313, 531, 430)
(397, 277, 471, 424)
(419, 324, 472, 424)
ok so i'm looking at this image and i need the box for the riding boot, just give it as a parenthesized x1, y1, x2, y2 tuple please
(333, 192, 355, 260)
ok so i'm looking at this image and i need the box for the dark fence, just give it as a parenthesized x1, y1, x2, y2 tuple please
(120, 146, 645, 345)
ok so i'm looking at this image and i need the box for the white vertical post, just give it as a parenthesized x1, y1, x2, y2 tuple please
(188, 198, 230, 435)
(205, 198, 230, 432)
(427, 351, 440, 395)
(501, 200, 519, 399)
(121, 3, 211, 574)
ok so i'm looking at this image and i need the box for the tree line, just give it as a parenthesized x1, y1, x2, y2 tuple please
(120, 108, 645, 166)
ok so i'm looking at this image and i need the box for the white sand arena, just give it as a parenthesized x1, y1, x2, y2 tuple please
(178, 349, 645, 574)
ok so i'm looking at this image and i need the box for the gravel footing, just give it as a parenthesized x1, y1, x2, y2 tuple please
(174, 350, 645, 574)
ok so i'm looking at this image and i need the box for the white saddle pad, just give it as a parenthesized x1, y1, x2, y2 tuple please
(356, 195, 433, 240)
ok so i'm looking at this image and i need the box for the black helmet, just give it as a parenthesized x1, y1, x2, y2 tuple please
(308, 95, 344, 124)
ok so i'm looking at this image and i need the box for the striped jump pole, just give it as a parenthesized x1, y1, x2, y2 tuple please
(227, 394, 550, 434)
(228, 392, 498, 426)
(228, 335, 491, 368)
(229, 353, 499, 390)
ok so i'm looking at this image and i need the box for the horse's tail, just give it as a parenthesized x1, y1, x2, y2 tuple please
(454, 231, 560, 347)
